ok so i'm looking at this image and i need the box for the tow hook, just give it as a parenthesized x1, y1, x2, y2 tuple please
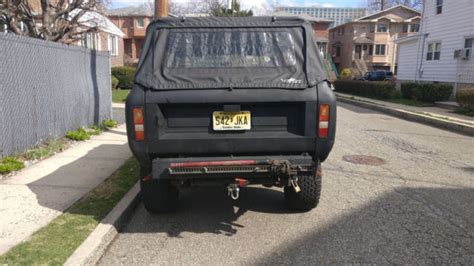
(227, 178, 249, 200)
(227, 184, 240, 200)
(289, 176, 301, 193)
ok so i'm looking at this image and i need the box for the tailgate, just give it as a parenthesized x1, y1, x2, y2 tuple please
(144, 88, 318, 156)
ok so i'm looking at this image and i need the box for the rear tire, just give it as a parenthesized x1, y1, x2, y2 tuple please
(284, 164, 322, 211)
(140, 167, 179, 213)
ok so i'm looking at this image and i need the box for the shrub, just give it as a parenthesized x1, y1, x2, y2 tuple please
(334, 80, 397, 99)
(401, 82, 418, 99)
(339, 68, 353, 80)
(101, 119, 118, 129)
(111, 67, 136, 89)
(401, 82, 453, 103)
(0, 156, 25, 175)
(66, 128, 90, 141)
(456, 87, 474, 110)
(111, 75, 119, 90)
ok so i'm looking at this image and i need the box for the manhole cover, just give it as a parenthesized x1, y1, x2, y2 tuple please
(342, 155, 386, 166)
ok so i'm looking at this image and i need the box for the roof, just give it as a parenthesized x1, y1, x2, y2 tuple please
(76, 11, 125, 37)
(354, 36, 373, 44)
(272, 11, 333, 23)
(107, 3, 154, 17)
(394, 34, 423, 44)
(329, 4, 421, 31)
(355, 4, 421, 21)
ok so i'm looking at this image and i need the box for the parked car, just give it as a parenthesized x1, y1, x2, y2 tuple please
(126, 17, 337, 213)
(357, 70, 394, 81)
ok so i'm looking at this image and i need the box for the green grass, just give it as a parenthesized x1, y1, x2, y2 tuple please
(453, 107, 474, 117)
(112, 89, 129, 103)
(0, 158, 139, 265)
(23, 139, 69, 161)
(66, 127, 91, 141)
(386, 98, 434, 107)
(0, 157, 25, 175)
(101, 119, 118, 128)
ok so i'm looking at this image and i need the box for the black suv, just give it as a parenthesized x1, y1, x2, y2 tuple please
(126, 17, 337, 213)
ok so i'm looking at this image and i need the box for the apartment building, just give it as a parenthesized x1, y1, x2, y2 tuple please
(396, 0, 474, 89)
(328, 5, 421, 74)
(276, 6, 366, 27)
(108, 3, 154, 64)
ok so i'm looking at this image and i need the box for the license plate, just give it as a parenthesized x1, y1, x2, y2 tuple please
(213, 111, 251, 131)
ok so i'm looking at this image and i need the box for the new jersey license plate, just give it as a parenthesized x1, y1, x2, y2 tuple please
(212, 111, 251, 131)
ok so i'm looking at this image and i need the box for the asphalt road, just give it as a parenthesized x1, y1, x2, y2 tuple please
(100, 103, 474, 265)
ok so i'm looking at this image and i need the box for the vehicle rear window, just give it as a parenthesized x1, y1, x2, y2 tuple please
(164, 30, 297, 69)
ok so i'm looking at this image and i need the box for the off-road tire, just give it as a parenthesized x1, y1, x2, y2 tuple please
(284, 165, 322, 211)
(140, 168, 179, 213)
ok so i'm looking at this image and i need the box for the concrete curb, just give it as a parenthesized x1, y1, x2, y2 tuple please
(337, 96, 474, 137)
(65, 181, 140, 266)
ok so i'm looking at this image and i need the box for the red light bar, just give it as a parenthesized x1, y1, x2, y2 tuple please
(170, 160, 257, 168)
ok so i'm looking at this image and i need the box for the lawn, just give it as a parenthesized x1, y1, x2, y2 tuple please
(0, 158, 139, 265)
(386, 98, 434, 107)
(112, 89, 130, 103)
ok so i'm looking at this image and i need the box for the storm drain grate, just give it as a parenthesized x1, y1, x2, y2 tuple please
(342, 155, 386, 166)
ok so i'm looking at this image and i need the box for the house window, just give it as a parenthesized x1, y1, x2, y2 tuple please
(335, 46, 341, 57)
(137, 17, 144, 28)
(376, 24, 388, 33)
(465, 38, 473, 57)
(375, 44, 386, 55)
(369, 24, 375, 33)
(80, 33, 99, 50)
(436, 0, 443, 14)
(369, 45, 373, 55)
(410, 24, 420, 32)
(427, 42, 442, 61)
(108, 35, 118, 56)
(402, 24, 408, 33)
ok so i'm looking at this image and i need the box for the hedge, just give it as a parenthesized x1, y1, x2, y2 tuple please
(334, 80, 397, 99)
(111, 67, 136, 89)
(456, 87, 474, 110)
(401, 82, 453, 103)
(111, 75, 119, 90)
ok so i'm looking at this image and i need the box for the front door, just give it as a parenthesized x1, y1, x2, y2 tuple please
(355, 45, 362, 59)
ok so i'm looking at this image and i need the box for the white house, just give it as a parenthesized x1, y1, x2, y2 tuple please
(396, 0, 474, 90)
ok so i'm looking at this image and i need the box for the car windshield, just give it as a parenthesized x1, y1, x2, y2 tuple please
(165, 31, 297, 69)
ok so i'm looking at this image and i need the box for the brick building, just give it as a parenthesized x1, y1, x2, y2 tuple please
(273, 11, 333, 57)
(107, 3, 154, 64)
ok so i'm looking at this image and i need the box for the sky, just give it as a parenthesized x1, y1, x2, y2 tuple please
(110, 0, 365, 11)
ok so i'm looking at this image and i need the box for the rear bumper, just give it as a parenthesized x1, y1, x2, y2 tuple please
(152, 155, 315, 181)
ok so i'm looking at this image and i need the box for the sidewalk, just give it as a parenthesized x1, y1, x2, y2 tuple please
(336, 93, 474, 135)
(0, 124, 131, 255)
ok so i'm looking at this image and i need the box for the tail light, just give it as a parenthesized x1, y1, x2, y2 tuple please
(133, 107, 145, 141)
(318, 104, 330, 138)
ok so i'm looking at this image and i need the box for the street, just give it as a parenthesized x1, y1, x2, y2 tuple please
(100, 102, 474, 264)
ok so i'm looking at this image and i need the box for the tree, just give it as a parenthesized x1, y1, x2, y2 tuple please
(0, 0, 105, 43)
(207, 0, 253, 17)
(367, 0, 423, 12)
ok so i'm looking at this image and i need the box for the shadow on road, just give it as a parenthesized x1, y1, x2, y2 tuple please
(122, 186, 293, 237)
(254, 187, 474, 264)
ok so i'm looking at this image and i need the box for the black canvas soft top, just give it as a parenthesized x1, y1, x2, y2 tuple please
(134, 16, 327, 90)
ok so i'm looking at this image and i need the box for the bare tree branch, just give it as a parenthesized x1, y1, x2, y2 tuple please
(0, 0, 104, 43)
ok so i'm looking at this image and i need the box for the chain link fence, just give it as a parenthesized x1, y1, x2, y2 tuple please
(0, 33, 112, 156)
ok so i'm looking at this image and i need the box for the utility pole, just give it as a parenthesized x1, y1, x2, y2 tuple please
(155, 0, 168, 18)
(380, 0, 386, 11)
